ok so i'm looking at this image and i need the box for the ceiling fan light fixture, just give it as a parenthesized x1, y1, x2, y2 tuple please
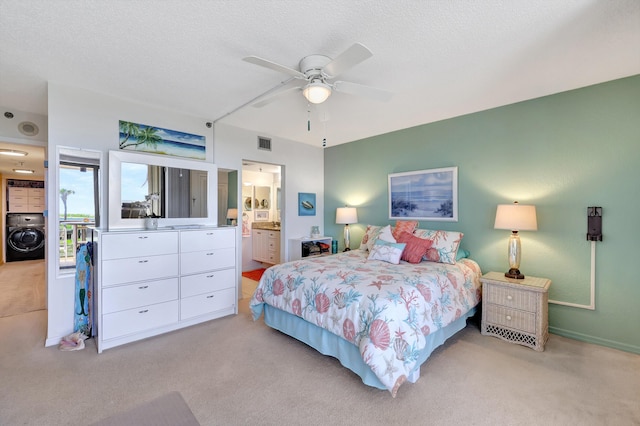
(303, 81, 332, 104)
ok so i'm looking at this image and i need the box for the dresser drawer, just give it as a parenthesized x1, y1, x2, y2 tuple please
(9, 187, 27, 196)
(102, 278, 178, 314)
(485, 304, 536, 334)
(102, 300, 179, 340)
(180, 228, 235, 252)
(180, 287, 235, 320)
(102, 254, 179, 286)
(9, 195, 28, 203)
(101, 231, 178, 260)
(8, 202, 28, 211)
(181, 268, 235, 298)
(180, 247, 235, 275)
(484, 284, 537, 312)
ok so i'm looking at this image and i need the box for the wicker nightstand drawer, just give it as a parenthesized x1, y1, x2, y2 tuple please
(485, 304, 536, 334)
(480, 272, 551, 351)
(485, 285, 537, 312)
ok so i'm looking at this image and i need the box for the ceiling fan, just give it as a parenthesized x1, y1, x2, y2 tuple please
(242, 42, 393, 107)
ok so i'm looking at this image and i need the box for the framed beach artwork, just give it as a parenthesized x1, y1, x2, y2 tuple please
(298, 192, 316, 216)
(119, 120, 206, 160)
(388, 166, 458, 221)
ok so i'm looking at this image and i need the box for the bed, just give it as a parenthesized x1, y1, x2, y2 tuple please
(250, 226, 482, 397)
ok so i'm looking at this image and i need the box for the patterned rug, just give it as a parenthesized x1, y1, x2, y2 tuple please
(242, 268, 266, 282)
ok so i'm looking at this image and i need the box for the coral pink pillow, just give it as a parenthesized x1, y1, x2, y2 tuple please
(413, 229, 464, 264)
(396, 231, 433, 264)
(392, 220, 418, 241)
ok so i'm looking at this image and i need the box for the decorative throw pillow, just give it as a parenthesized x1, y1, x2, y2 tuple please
(413, 229, 464, 264)
(367, 240, 406, 265)
(396, 231, 433, 264)
(391, 220, 418, 241)
(456, 249, 470, 260)
(359, 225, 382, 251)
(377, 225, 396, 243)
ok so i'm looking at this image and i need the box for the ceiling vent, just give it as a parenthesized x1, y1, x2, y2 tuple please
(257, 136, 271, 151)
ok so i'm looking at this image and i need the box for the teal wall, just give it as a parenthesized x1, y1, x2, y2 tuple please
(324, 75, 640, 353)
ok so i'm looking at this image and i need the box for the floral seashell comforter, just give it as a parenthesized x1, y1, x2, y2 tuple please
(250, 250, 482, 396)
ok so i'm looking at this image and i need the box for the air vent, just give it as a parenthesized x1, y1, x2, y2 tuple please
(257, 136, 271, 151)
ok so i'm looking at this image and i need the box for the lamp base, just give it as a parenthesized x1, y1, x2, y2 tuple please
(343, 248, 351, 252)
(505, 268, 525, 279)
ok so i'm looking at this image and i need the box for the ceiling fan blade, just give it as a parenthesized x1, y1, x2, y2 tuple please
(323, 43, 373, 78)
(243, 56, 306, 79)
(333, 80, 393, 102)
(251, 79, 303, 108)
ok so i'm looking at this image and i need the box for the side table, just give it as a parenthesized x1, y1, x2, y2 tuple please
(481, 271, 552, 351)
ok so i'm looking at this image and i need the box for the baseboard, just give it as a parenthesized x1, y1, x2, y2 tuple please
(549, 326, 640, 355)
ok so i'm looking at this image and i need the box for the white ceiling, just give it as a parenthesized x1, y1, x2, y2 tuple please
(1, 1, 638, 149)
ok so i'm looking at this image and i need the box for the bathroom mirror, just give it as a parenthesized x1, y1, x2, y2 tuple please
(108, 150, 217, 229)
(255, 186, 271, 210)
(218, 168, 238, 225)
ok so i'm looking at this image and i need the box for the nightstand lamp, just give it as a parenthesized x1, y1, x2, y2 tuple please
(494, 201, 537, 279)
(336, 207, 358, 251)
(226, 208, 238, 226)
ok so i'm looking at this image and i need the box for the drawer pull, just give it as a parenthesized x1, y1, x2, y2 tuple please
(507, 295, 513, 301)
(506, 315, 512, 321)
(138, 285, 149, 289)
(206, 252, 214, 256)
(138, 260, 149, 263)
(138, 236, 149, 239)
(206, 232, 214, 236)
(138, 309, 149, 314)
(206, 295, 214, 299)
(206, 274, 215, 278)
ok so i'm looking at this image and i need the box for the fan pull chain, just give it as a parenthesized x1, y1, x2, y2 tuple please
(307, 106, 311, 131)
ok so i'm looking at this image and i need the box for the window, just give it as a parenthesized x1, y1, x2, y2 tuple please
(58, 149, 101, 269)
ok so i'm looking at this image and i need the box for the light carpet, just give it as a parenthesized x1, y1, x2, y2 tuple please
(1, 295, 639, 425)
(0, 259, 45, 318)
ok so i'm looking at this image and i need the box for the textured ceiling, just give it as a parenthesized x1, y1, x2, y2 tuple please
(1, 0, 638, 148)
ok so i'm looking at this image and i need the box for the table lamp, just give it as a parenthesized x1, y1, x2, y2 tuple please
(226, 208, 238, 226)
(494, 201, 537, 279)
(336, 207, 358, 251)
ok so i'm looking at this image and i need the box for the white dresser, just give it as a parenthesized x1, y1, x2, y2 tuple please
(91, 227, 237, 353)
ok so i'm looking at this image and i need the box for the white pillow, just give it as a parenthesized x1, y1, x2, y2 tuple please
(367, 240, 406, 264)
(377, 225, 396, 243)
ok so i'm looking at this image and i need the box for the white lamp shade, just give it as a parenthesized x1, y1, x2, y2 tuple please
(226, 208, 238, 220)
(494, 203, 537, 231)
(336, 207, 358, 224)
(303, 81, 332, 104)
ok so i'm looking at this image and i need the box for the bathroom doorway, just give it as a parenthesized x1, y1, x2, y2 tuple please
(240, 161, 282, 273)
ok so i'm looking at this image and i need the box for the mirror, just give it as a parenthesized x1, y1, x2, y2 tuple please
(218, 168, 238, 225)
(255, 186, 271, 210)
(109, 150, 217, 229)
(242, 185, 254, 211)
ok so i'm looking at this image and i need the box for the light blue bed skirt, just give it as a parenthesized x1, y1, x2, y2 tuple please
(263, 304, 477, 391)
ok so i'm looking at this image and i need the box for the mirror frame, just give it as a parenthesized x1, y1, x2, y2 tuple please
(108, 150, 217, 230)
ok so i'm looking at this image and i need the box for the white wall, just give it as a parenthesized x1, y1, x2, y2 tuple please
(213, 123, 325, 262)
(45, 83, 325, 346)
(46, 82, 215, 345)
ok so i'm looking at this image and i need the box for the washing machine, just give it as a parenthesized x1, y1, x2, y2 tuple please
(6, 213, 45, 262)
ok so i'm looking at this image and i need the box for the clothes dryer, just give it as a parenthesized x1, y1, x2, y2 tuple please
(6, 213, 45, 262)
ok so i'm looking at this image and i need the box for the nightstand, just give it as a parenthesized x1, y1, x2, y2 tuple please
(480, 271, 552, 351)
